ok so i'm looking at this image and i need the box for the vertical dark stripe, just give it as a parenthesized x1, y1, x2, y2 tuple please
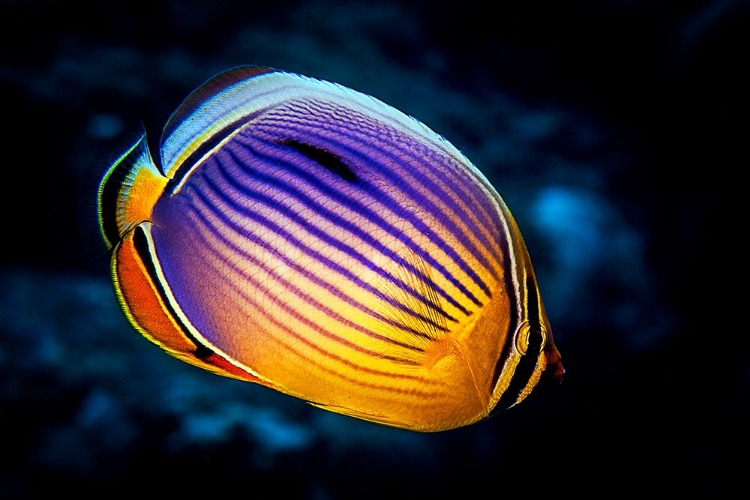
(492, 325, 543, 411)
(99, 131, 150, 247)
(488, 229, 520, 402)
(491, 273, 545, 412)
(100, 163, 127, 247)
(489, 278, 520, 398)
(129, 225, 211, 359)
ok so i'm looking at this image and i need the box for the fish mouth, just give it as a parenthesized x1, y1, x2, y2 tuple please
(544, 343, 565, 383)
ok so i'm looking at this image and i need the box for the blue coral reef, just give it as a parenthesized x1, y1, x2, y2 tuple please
(1, 1, 746, 497)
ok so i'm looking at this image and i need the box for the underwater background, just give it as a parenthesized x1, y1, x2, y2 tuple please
(1, 0, 747, 496)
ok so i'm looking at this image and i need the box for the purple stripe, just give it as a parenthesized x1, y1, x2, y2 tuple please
(256, 108, 496, 297)
(190, 174, 450, 340)
(268, 101, 501, 265)
(199, 171, 449, 335)
(215, 143, 471, 318)
(212, 149, 457, 324)
(233, 133, 487, 308)
(271, 100, 503, 265)
(181, 214, 452, 395)
(184, 205, 427, 365)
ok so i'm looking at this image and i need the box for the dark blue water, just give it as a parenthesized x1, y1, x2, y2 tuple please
(2, 1, 746, 496)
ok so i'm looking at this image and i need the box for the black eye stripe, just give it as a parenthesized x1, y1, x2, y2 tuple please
(491, 327, 543, 412)
(491, 270, 546, 412)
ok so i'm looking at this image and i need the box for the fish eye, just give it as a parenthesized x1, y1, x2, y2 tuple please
(515, 321, 546, 356)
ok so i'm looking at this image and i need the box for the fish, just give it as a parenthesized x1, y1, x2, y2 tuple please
(96, 65, 563, 432)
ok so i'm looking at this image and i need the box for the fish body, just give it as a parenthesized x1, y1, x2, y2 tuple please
(97, 66, 562, 432)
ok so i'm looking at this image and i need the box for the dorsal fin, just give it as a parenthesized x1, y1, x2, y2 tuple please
(159, 66, 277, 180)
(157, 65, 477, 186)
(162, 66, 275, 143)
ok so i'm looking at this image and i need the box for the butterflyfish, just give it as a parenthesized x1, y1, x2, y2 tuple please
(96, 66, 563, 432)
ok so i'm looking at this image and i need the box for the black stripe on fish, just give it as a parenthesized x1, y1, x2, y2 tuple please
(100, 161, 127, 247)
(99, 128, 151, 247)
(489, 231, 520, 395)
(132, 224, 212, 360)
(492, 273, 545, 411)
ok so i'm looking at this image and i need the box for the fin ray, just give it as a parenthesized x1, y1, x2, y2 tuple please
(96, 124, 167, 249)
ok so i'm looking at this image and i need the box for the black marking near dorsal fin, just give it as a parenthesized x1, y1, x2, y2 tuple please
(281, 138, 357, 182)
